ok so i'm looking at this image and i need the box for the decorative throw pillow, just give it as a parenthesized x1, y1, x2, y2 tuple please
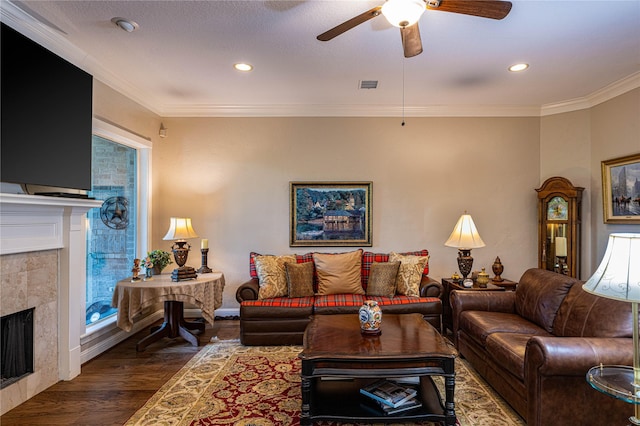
(314, 249, 364, 295)
(389, 252, 429, 297)
(285, 261, 315, 297)
(361, 249, 430, 287)
(366, 261, 401, 297)
(254, 254, 296, 299)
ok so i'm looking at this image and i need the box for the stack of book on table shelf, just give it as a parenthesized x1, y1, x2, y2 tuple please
(360, 379, 422, 415)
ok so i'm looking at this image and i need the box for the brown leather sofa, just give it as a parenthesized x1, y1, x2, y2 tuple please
(237, 275, 443, 346)
(451, 268, 633, 426)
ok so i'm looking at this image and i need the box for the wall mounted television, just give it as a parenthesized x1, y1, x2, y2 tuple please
(1, 22, 93, 196)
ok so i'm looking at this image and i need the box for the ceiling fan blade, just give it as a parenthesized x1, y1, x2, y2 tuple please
(427, 0, 512, 20)
(317, 6, 382, 41)
(401, 24, 423, 58)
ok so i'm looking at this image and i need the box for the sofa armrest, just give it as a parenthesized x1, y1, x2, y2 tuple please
(235, 278, 260, 303)
(419, 276, 443, 298)
(525, 335, 633, 377)
(525, 335, 633, 426)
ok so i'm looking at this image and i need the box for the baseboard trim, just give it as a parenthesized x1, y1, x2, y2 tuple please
(80, 311, 163, 365)
(213, 307, 240, 318)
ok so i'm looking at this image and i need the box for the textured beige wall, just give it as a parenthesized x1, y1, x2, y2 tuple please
(540, 88, 640, 276)
(540, 109, 592, 277)
(589, 88, 640, 266)
(153, 116, 540, 310)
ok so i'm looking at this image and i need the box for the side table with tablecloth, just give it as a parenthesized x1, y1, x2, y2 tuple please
(112, 272, 225, 350)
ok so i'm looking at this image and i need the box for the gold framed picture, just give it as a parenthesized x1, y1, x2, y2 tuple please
(601, 153, 640, 224)
(290, 181, 372, 247)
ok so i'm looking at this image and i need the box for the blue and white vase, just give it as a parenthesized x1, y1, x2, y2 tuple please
(359, 300, 382, 335)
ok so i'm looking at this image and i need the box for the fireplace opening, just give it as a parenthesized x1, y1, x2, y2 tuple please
(1, 307, 34, 389)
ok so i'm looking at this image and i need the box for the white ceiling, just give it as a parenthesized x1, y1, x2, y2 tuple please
(2, 0, 640, 117)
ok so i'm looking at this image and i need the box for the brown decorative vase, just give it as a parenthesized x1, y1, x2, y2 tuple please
(492, 256, 504, 282)
(152, 265, 163, 275)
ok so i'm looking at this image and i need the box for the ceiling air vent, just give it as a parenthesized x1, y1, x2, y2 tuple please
(359, 80, 378, 89)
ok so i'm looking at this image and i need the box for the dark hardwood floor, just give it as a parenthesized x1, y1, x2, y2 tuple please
(1, 318, 240, 425)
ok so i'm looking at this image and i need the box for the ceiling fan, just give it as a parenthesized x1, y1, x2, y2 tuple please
(317, 0, 512, 58)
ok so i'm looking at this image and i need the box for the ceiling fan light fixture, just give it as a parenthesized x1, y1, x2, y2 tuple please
(382, 0, 426, 28)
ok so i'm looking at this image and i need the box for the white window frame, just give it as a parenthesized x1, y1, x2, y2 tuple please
(82, 118, 152, 338)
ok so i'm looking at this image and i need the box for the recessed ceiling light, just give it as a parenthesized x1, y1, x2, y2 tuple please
(509, 63, 529, 72)
(234, 63, 253, 72)
(111, 17, 139, 33)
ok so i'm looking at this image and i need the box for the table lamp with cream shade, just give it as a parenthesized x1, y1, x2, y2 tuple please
(583, 233, 640, 424)
(163, 217, 199, 281)
(444, 212, 486, 281)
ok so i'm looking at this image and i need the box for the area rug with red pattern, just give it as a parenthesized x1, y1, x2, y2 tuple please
(125, 339, 524, 426)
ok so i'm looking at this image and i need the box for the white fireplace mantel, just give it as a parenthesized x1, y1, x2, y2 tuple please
(0, 193, 102, 380)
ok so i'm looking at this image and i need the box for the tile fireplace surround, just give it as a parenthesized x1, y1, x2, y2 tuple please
(0, 193, 102, 414)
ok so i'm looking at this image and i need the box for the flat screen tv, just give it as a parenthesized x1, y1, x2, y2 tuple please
(1, 22, 93, 194)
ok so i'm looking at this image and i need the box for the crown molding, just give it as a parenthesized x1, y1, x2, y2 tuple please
(157, 103, 543, 118)
(540, 71, 640, 117)
(3, 1, 638, 119)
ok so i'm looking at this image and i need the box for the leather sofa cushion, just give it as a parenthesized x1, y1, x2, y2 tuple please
(485, 333, 532, 381)
(515, 268, 578, 333)
(240, 307, 313, 320)
(553, 283, 632, 337)
(242, 294, 441, 317)
(312, 294, 441, 316)
(313, 294, 367, 314)
(459, 310, 550, 346)
(371, 296, 442, 315)
(241, 297, 314, 319)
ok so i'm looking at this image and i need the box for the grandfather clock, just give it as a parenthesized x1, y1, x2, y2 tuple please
(536, 177, 584, 278)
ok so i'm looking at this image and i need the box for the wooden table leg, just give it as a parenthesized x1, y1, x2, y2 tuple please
(300, 373, 312, 426)
(136, 301, 204, 351)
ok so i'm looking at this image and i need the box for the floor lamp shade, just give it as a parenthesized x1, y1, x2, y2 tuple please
(583, 233, 640, 425)
(583, 233, 640, 301)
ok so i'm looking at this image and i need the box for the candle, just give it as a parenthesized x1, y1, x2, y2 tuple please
(201, 239, 208, 249)
(555, 237, 567, 257)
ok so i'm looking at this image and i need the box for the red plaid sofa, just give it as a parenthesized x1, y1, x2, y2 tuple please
(236, 250, 443, 346)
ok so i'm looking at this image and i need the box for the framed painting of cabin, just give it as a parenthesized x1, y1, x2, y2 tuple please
(601, 153, 640, 224)
(290, 181, 372, 247)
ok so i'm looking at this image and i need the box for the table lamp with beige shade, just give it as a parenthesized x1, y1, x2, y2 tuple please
(163, 217, 199, 281)
(444, 212, 485, 282)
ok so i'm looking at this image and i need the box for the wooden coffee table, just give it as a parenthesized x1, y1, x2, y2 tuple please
(299, 313, 456, 425)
